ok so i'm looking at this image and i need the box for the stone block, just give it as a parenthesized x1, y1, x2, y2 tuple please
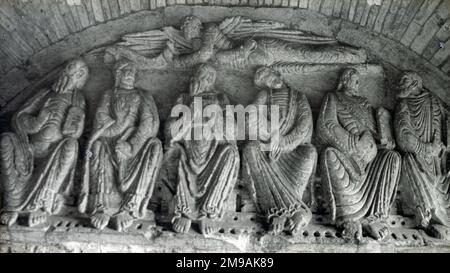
(410, 14, 441, 55)
(400, 21, 421, 47)
(91, 0, 105, 22)
(308, 0, 322, 11)
(320, 0, 334, 16)
(373, 0, 391, 32)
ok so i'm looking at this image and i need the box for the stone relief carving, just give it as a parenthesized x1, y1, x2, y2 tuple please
(105, 16, 367, 70)
(79, 61, 163, 231)
(394, 71, 450, 240)
(0, 15, 448, 250)
(0, 59, 88, 227)
(317, 68, 402, 241)
(242, 67, 316, 235)
(163, 64, 240, 235)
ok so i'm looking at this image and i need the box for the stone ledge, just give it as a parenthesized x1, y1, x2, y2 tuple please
(1, 213, 449, 253)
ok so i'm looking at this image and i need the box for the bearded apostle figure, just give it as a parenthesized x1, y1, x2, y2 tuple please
(242, 67, 317, 235)
(394, 71, 450, 239)
(0, 59, 88, 227)
(79, 61, 163, 232)
(164, 64, 240, 235)
(317, 68, 401, 241)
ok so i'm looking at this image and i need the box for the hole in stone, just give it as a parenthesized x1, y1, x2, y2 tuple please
(391, 233, 398, 240)
(313, 231, 321, 237)
(401, 221, 406, 226)
(157, 186, 162, 191)
(237, 184, 244, 190)
(233, 216, 238, 221)
(391, 221, 396, 225)
(325, 231, 332, 238)
(250, 217, 255, 222)
(136, 224, 143, 230)
(303, 231, 309, 237)
(219, 228, 225, 234)
(56, 221, 63, 227)
(316, 217, 323, 222)
(402, 234, 408, 240)
(412, 234, 419, 240)
(74, 223, 80, 228)
(335, 232, 342, 238)
(66, 222, 71, 227)
(230, 229, 236, 234)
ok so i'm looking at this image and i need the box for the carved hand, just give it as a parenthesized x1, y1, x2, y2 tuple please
(431, 138, 445, 157)
(163, 41, 178, 62)
(115, 141, 133, 160)
(355, 131, 377, 164)
(268, 134, 284, 162)
(378, 136, 395, 150)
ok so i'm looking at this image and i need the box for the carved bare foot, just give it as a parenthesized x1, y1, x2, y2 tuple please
(172, 216, 191, 234)
(339, 220, 362, 242)
(364, 222, 390, 241)
(113, 211, 135, 232)
(427, 224, 450, 240)
(268, 216, 287, 235)
(199, 218, 220, 236)
(90, 212, 111, 230)
(27, 210, 48, 227)
(0, 211, 19, 226)
(287, 211, 311, 235)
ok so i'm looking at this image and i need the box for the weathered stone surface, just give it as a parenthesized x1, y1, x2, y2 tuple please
(410, 14, 441, 55)
(0, 4, 450, 253)
(1, 214, 449, 252)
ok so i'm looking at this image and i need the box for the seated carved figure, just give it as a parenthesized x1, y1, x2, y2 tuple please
(79, 61, 163, 232)
(317, 68, 401, 241)
(394, 71, 450, 239)
(242, 67, 317, 235)
(0, 59, 88, 227)
(164, 64, 240, 235)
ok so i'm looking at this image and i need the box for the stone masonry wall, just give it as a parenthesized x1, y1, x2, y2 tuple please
(1, 0, 450, 111)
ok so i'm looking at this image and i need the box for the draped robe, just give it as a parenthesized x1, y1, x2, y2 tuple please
(165, 92, 240, 221)
(395, 91, 450, 227)
(1, 88, 85, 214)
(317, 92, 401, 223)
(242, 88, 317, 221)
(79, 89, 162, 218)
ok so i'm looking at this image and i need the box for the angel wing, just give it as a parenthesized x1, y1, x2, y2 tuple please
(117, 27, 195, 57)
(219, 16, 337, 45)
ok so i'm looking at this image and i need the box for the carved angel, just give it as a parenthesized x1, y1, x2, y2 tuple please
(104, 16, 365, 70)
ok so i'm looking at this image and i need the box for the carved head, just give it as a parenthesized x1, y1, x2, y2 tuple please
(338, 68, 360, 96)
(181, 16, 203, 41)
(254, 67, 284, 89)
(114, 61, 137, 89)
(190, 63, 217, 96)
(53, 59, 89, 93)
(397, 71, 423, 98)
